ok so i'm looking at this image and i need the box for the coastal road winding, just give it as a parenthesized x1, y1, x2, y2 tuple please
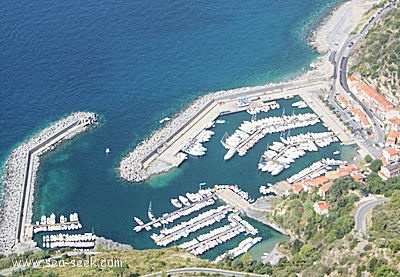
(142, 267, 267, 277)
(354, 197, 389, 234)
(328, 1, 397, 158)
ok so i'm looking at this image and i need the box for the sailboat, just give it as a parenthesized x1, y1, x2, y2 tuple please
(147, 201, 156, 221)
(220, 132, 229, 149)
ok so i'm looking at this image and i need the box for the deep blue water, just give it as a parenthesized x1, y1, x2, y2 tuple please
(0, 0, 345, 257)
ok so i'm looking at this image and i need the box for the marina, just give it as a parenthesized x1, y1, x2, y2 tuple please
(179, 213, 258, 256)
(0, 0, 383, 265)
(33, 213, 81, 233)
(120, 76, 355, 183)
(20, 96, 352, 260)
(134, 185, 263, 259)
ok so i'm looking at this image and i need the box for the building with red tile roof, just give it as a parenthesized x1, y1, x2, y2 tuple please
(290, 164, 361, 196)
(351, 173, 364, 184)
(348, 76, 394, 116)
(382, 147, 400, 164)
(309, 175, 329, 187)
(350, 108, 371, 128)
(291, 176, 331, 195)
(314, 201, 330, 215)
(318, 181, 334, 198)
(336, 94, 349, 109)
(385, 131, 400, 147)
(337, 164, 361, 177)
(291, 183, 304, 195)
(388, 117, 400, 132)
(379, 162, 400, 180)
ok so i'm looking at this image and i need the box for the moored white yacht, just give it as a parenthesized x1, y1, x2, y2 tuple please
(171, 198, 182, 208)
(178, 195, 191, 206)
(224, 148, 237, 160)
(134, 217, 144, 226)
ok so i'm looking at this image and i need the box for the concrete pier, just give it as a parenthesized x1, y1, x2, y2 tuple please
(120, 76, 355, 183)
(0, 112, 98, 255)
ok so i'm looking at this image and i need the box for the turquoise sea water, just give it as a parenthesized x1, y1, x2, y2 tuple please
(0, 0, 348, 259)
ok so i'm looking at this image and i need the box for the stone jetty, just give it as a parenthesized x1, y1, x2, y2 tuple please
(0, 112, 98, 256)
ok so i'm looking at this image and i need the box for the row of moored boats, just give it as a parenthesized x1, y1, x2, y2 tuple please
(133, 189, 215, 232)
(258, 131, 338, 176)
(33, 213, 81, 233)
(178, 213, 258, 256)
(292, 100, 308, 109)
(136, 185, 259, 260)
(181, 129, 214, 157)
(151, 206, 230, 246)
(222, 113, 320, 160)
(287, 158, 346, 184)
(214, 236, 262, 262)
(42, 233, 95, 249)
(247, 101, 280, 115)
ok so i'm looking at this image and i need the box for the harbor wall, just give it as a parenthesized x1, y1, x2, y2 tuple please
(17, 120, 84, 243)
(0, 112, 98, 256)
(141, 98, 215, 164)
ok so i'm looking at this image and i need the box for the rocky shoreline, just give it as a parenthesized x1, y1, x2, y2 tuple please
(94, 236, 133, 251)
(0, 112, 98, 256)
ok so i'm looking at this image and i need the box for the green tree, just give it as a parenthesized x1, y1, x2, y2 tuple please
(240, 252, 253, 265)
(374, 265, 399, 277)
(386, 239, 400, 254)
(291, 239, 304, 254)
(366, 172, 385, 194)
(368, 257, 387, 273)
(369, 159, 383, 172)
(365, 154, 372, 163)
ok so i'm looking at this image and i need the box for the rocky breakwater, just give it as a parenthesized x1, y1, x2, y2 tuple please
(0, 112, 98, 256)
(120, 94, 214, 182)
(119, 79, 298, 183)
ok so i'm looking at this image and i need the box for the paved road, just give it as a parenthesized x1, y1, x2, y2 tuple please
(354, 197, 389, 234)
(142, 267, 267, 277)
(328, 1, 397, 157)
